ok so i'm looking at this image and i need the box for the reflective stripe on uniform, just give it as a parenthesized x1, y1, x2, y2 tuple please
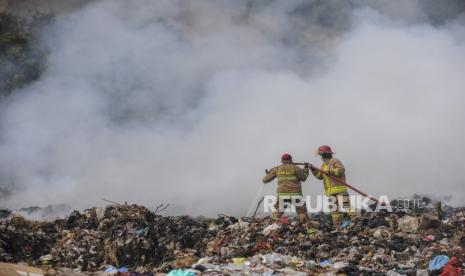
(322, 163, 347, 195)
(277, 165, 298, 182)
(277, 192, 303, 197)
(278, 175, 298, 181)
(323, 163, 331, 193)
(328, 185, 347, 195)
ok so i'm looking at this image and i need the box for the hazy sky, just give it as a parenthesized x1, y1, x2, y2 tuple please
(1, 0, 465, 216)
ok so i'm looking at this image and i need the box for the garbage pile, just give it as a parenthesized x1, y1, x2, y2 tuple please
(199, 209, 465, 274)
(52, 204, 213, 271)
(0, 215, 60, 262)
(0, 199, 464, 275)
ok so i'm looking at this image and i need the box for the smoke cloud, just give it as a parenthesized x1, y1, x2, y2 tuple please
(1, 0, 465, 216)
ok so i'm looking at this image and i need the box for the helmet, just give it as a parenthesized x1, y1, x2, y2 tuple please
(281, 153, 292, 161)
(317, 145, 334, 155)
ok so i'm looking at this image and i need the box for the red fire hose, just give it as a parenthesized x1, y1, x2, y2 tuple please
(293, 162, 383, 204)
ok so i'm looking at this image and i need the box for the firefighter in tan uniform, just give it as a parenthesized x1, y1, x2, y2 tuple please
(263, 153, 310, 223)
(311, 145, 352, 229)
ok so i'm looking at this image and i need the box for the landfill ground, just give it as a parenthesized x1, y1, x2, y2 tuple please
(1, 197, 464, 275)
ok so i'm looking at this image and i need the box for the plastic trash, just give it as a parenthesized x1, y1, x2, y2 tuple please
(167, 269, 196, 276)
(104, 266, 129, 274)
(331, 261, 348, 270)
(340, 219, 351, 229)
(232, 257, 246, 265)
(195, 257, 212, 265)
(134, 227, 149, 236)
(428, 255, 450, 271)
(424, 235, 435, 241)
(39, 254, 53, 264)
(227, 221, 250, 231)
(319, 259, 331, 267)
(118, 266, 128, 272)
(104, 266, 118, 273)
(440, 256, 462, 276)
(104, 266, 131, 274)
(262, 223, 281, 236)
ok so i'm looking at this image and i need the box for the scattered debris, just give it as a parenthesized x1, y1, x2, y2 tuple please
(0, 198, 464, 275)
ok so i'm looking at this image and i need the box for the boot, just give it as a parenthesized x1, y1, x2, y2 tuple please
(331, 212, 343, 231)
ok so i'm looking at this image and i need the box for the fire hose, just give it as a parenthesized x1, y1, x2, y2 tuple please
(292, 162, 383, 204)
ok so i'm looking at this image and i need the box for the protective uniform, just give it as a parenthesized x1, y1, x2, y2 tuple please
(263, 156, 309, 223)
(312, 157, 347, 196)
(312, 156, 351, 227)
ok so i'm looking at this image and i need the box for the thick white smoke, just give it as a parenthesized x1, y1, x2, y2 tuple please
(1, 0, 465, 216)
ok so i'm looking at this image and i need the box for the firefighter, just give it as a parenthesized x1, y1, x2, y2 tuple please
(310, 145, 351, 229)
(263, 153, 310, 223)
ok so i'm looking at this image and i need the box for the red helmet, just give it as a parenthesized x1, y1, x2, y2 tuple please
(318, 145, 334, 155)
(281, 153, 292, 161)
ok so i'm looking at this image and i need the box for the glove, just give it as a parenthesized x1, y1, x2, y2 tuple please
(265, 169, 270, 174)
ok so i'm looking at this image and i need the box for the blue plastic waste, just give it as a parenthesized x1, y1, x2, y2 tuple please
(319, 259, 331, 267)
(104, 266, 129, 273)
(134, 227, 149, 236)
(167, 269, 196, 276)
(428, 255, 449, 271)
(340, 219, 351, 229)
(118, 266, 128, 272)
(104, 266, 117, 273)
